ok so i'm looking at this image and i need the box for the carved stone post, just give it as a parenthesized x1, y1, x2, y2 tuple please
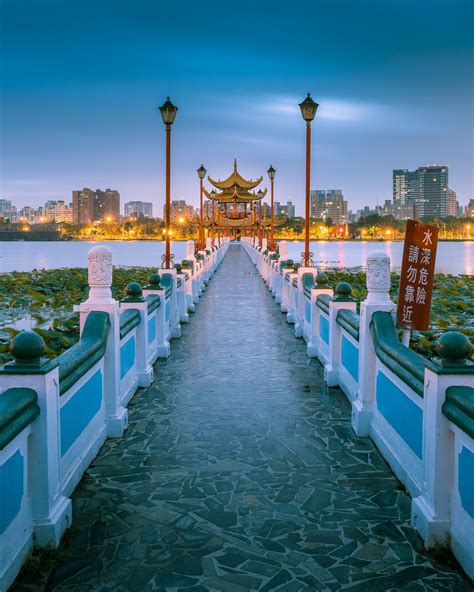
(74, 246, 127, 437)
(352, 252, 395, 436)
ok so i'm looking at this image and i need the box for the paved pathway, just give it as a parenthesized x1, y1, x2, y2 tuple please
(13, 245, 470, 591)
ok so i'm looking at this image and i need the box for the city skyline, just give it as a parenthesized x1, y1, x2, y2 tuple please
(1, 0, 473, 213)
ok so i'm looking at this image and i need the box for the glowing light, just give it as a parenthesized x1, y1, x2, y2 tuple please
(22, 225, 30, 232)
(178, 217, 185, 224)
(385, 229, 392, 236)
(105, 216, 112, 223)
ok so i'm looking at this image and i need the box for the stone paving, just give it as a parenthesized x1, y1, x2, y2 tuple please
(12, 244, 471, 591)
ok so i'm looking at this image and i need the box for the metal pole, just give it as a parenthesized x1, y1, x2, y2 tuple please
(199, 177, 203, 250)
(270, 177, 274, 250)
(304, 120, 311, 267)
(211, 197, 215, 241)
(165, 124, 171, 268)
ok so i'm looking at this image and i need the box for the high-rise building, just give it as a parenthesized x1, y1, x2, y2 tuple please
(95, 189, 120, 221)
(72, 188, 120, 224)
(310, 190, 326, 218)
(393, 169, 419, 206)
(44, 200, 73, 223)
(446, 189, 457, 218)
(124, 201, 153, 218)
(275, 200, 296, 219)
(0, 199, 17, 222)
(465, 199, 474, 218)
(393, 166, 450, 218)
(418, 166, 449, 218)
(166, 200, 195, 223)
(310, 190, 347, 224)
(72, 188, 95, 224)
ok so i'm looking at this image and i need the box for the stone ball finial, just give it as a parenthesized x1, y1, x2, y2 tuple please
(335, 282, 352, 297)
(88, 245, 113, 288)
(316, 272, 329, 286)
(10, 331, 45, 363)
(125, 282, 143, 297)
(148, 273, 161, 286)
(366, 251, 391, 303)
(181, 260, 190, 269)
(174, 263, 183, 272)
(437, 332, 472, 364)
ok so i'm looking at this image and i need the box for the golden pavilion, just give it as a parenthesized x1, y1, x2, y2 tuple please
(203, 160, 268, 240)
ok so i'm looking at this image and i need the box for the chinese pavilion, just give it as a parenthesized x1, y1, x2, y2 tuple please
(203, 160, 268, 240)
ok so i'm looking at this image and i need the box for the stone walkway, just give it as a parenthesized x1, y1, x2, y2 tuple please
(13, 244, 470, 591)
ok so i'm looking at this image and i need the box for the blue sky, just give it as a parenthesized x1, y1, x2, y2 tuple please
(1, 0, 473, 215)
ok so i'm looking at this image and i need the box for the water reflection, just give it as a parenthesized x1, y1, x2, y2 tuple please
(0, 240, 472, 275)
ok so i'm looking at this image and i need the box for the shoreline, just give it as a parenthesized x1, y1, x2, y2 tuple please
(0, 238, 473, 243)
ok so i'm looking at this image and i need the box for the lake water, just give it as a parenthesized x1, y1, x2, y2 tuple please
(0, 240, 473, 275)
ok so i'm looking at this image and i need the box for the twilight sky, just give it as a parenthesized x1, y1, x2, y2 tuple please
(1, 0, 473, 216)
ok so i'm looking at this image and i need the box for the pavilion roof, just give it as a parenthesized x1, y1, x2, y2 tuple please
(203, 186, 267, 203)
(207, 159, 263, 191)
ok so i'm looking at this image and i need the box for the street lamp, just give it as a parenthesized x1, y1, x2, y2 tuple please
(299, 92, 319, 267)
(159, 96, 178, 268)
(257, 189, 264, 243)
(210, 190, 216, 242)
(197, 164, 206, 250)
(267, 165, 276, 250)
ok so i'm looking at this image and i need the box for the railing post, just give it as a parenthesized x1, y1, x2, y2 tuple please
(324, 282, 357, 385)
(160, 270, 181, 339)
(120, 283, 153, 388)
(143, 274, 170, 358)
(0, 334, 72, 547)
(307, 273, 333, 357)
(275, 241, 288, 304)
(351, 251, 395, 436)
(74, 246, 127, 437)
(295, 268, 317, 337)
(412, 333, 474, 550)
(185, 240, 199, 305)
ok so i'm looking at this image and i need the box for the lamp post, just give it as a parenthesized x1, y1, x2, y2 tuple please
(159, 97, 178, 268)
(197, 164, 206, 250)
(257, 189, 263, 244)
(299, 93, 318, 267)
(211, 190, 216, 242)
(267, 165, 276, 250)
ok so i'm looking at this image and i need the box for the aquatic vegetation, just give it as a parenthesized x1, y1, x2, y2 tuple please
(323, 269, 474, 362)
(0, 266, 156, 365)
(0, 266, 472, 364)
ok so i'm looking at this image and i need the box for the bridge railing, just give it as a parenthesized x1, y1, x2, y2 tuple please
(0, 238, 230, 590)
(242, 236, 474, 580)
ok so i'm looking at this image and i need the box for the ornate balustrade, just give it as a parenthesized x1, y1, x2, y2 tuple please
(0, 238, 230, 590)
(241, 235, 474, 580)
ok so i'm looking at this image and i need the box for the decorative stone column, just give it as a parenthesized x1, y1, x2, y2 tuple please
(352, 251, 395, 436)
(74, 246, 127, 437)
(85, 245, 114, 305)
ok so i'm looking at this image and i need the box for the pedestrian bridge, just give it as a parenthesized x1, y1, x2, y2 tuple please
(1, 241, 473, 591)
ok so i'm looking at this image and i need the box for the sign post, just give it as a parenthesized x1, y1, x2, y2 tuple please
(397, 219, 439, 342)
